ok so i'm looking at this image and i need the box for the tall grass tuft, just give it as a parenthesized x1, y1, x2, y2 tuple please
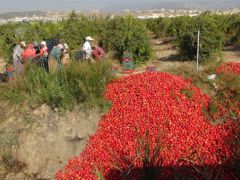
(0, 60, 114, 110)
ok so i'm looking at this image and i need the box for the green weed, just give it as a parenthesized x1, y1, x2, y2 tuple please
(0, 60, 114, 111)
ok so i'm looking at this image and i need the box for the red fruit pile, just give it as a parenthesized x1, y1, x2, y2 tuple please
(214, 61, 240, 121)
(56, 72, 239, 179)
(216, 62, 240, 75)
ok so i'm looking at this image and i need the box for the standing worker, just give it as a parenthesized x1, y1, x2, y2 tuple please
(83, 36, 94, 59)
(92, 44, 105, 61)
(37, 41, 49, 71)
(48, 44, 64, 73)
(22, 44, 36, 62)
(62, 43, 70, 66)
(13, 41, 26, 77)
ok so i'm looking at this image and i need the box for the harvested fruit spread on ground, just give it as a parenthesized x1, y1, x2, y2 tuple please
(216, 62, 240, 75)
(56, 72, 239, 179)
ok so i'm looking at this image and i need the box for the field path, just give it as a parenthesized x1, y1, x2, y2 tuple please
(223, 45, 240, 62)
(147, 33, 188, 72)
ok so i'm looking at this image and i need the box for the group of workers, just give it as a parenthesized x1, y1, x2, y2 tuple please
(12, 36, 105, 77)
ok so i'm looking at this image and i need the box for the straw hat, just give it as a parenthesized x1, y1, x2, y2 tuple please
(85, 36, 94, 41)
(20, 41, 26, 47)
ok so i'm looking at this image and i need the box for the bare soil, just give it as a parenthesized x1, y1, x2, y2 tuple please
(0, 103, 101, 180)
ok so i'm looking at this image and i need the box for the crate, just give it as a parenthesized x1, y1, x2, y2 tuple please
(123, 52, 133, 60)
(122, 58, 135, 70)
(146, 65, 157, 72)
(112, 67, 119, 74)
(122, 52, 134, 70)
(7, 67, 14, 81)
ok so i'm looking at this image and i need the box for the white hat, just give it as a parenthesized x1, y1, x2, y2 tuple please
(40, 41, 47, 46)
(57, 44, 64, 49)
(85, 36, 94, 41)
(20, 41, 26, 47)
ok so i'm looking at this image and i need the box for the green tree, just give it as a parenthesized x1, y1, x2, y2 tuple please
(100, 15, 152, 64)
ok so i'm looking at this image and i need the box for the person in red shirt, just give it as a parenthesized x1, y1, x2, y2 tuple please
(91, 44, 105, 61)
(22, 44, 36, 62)
(38, 41, 48, 58)
(36, 41, 49, 70)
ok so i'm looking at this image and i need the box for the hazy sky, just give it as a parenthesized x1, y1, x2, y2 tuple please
(0, 0, 240, 12)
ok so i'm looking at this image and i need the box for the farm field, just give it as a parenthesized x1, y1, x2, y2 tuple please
(0, 13, 239, 179)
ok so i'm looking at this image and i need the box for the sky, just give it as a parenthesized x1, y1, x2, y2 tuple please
(0, 0, 240, 12)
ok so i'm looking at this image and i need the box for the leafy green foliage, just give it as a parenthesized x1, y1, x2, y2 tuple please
(226, 13, 240, 44)
(60, 14, 106, 52)
(100, 15, 152, 64)
(0, 60, 114, 110)
(146, 13, 240, 61)
(167, 16, 194, 38)
(146, 17, 172, 38)
(0, 13, 152, 64)
(174, 13, 224, 61)
(0, 23, 19, 61)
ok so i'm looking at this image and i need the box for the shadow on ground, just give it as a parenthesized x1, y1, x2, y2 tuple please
(158, 53, 182, 62)
(105, 162, 240, 179)
(224, 45, 240, 52)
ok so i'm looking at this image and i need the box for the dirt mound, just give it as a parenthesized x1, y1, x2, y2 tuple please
(0, 103, 101, 179)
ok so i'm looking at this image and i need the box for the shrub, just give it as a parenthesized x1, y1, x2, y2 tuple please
(146, 13, 230, 61)
(60, 14, 106, 53)
(178, 14, 224, 61)
(0, 60, 114, 110)
(100, 15, 152, 64)
(146, 17, 172, 38)
(226, 13, 240, 44)
(167, 16, 194, 38)
(0, 23, 20, 62)
(0, 14, 152, 65)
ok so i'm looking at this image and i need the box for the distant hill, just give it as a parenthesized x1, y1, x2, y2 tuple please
(0, 11, 47, 19)
(101, 0, 240, 11)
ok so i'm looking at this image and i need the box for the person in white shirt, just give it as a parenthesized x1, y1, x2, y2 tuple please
(82, 36, 94, 59)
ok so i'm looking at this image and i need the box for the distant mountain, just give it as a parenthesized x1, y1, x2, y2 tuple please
(0, 11, 47, 19)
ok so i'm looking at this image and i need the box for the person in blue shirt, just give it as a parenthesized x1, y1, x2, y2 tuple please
(48, 44, 64, 73)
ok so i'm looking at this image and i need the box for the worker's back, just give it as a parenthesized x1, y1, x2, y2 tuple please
(22, 45, 36, 61)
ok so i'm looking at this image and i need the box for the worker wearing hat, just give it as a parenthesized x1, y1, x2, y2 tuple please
(83, 36, 94, 59)
(48, 44, 64, 73)
(62, 43, 70, 66)
(36, 41, 49, 70)
(13, 41, 26, 77)
(40, 41, 49, 58)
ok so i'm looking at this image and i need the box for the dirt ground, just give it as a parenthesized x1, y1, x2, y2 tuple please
(0, 102, 101, 180)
